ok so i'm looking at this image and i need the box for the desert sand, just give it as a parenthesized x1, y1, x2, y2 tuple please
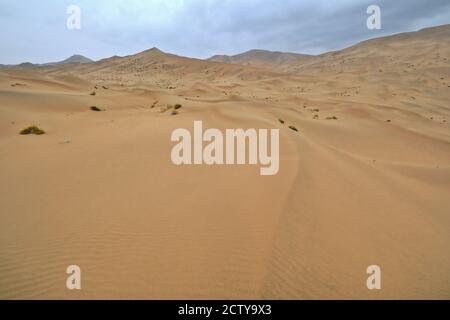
(0, 25, 449, 299)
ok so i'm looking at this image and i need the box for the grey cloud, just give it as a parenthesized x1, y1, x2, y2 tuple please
(0, 0, 449, 64)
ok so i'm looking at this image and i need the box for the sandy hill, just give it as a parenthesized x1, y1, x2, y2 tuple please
(208, 49, 314, 67)
(284, 24, 450, 74)
(0, 25, 449, 300)
(0, 55, 93, 69)
(0, 62, 35, 69)
(45, 47, 284, 89)
(50, 54, 93, 65)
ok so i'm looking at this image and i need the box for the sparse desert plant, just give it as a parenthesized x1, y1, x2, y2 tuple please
(326, 116, 338, 120)
(90, 91, 96, 96)
(174, 104, 182, 110)
(171, 111, 179, 116)
(278, 118, 285, 124)
(313, 115, 319, 120)
(20, 125, 45, 135)
(289, 126, 299, 132)
(90, 106, 102, 111)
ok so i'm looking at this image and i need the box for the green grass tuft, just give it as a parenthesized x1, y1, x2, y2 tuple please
(20, 125, 45, 135)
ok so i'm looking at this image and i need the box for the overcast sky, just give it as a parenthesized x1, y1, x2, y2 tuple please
(0, 0, 449, 64)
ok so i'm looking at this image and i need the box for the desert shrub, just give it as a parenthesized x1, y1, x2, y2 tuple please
(326, 116, 338, 120)
(289, 126, 299, 132)
(174, 104, 182, 110)
(278, 119, 285, 124)
(90, 106, 103, 111)
(20, 125, 45, 135)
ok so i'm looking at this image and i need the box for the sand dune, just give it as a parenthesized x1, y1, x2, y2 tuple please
(208, 49, 314, 67)
(0, 25, 449, 299)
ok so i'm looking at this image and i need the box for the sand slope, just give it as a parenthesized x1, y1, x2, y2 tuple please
(0, 25, 449, 299)
(208, 49, 314, 67)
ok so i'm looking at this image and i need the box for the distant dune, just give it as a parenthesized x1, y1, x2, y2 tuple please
(281, 24, 450, 74)
(0, 54, 93, 69)
(208, 49, 314, 67)
(0, 24, 449, 299)
(47, 54, 94, 65)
